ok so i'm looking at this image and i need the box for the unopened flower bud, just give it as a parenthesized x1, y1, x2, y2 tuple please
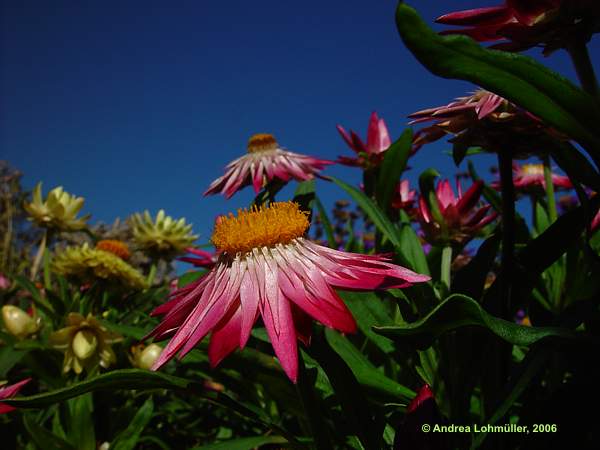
(2, 305, 40, 339)
(134, 343, 163, 370)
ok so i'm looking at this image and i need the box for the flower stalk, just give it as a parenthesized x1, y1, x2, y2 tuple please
(441, 245, 453, 291)
(566, 41, 600, 99)
(542, 156, 558, 223)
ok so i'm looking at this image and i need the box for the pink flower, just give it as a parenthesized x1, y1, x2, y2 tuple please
(0, 273, 10, 290)
(0, 378, 31, 414)
(178, 247, 219, 270)
(436, 0, 600, 54)
(491, 162, 572, 192)
(147, 202, 429, 382)
(337, 112, 393, 168)
(418, 179, 497, 245)
(391, 180, 417, 212)
(204, 133, 332, 199)
(409, 90, 557, 157)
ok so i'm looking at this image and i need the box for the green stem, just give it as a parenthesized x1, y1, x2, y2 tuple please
(498, 152, 515, 319)
(441, 245, 452, 291)
(566, 41, 600, 99)
(542, 156, 558, 223)
(146, 263, 157, 287)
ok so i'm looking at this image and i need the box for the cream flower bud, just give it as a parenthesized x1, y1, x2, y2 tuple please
(72, 329, 98, 360)
(2, 305, 40, 339)
(133, 344, 163, 370)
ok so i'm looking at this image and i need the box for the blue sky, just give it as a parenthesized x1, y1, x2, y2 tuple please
(2, 0, 599, 248)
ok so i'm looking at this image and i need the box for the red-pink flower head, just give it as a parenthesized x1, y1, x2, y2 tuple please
(409, 90, 558, 158)
(418, 179, 497, 246)
(436, 0, 600, 55)
(204, 133, 332, 199)
(392, 180, 417, 213)
(0, 378, 31, 414)
(491, 162, 572, 193)
(146, 202, 429, 382)
(337, 112, 393, 169)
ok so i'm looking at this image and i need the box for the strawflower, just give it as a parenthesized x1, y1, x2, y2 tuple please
(337, 111, 393, 168)
(49, 313, 121, 374)
(491, 162, 572, 192)
(0, 378, 31, 414)
(53, 241, 147, 290)
(436, 0, 600, 55)
(204, 133, 332, 199)
(418, 179, 497, 246)
(409, 89, 560, 157)
(129, 343, 163, 370)
(130, 210, 198, 257)
(147, 201, 429, 382)
(24, 182, 89, 231)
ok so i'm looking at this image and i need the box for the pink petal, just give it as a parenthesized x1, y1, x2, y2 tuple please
(436, 6, 513, 26)
(208, 306, 243, 367)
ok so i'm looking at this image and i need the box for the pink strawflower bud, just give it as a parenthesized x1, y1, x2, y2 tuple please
(337, 111, 394, 168)
(0, 378, 31, 414)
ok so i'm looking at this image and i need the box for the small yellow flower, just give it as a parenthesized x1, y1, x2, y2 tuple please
(49, 313, 121, 374)
(130, 210, 198, 256)
(53, 242, 147, 290)
(129, 343, 163, 370)
(1, 305, 42, 340)
(24, 182, 89, 231)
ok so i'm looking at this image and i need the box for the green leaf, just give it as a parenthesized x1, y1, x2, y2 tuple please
(0, 344, 29, 377)
(112, 396, 155, 450)
(101, 320, 149, 340)
(330, 176, 402, 250)
(67, 393, 95, 450)
(324, 328, 415, 402)
(397, 223, 430, 275)
(23, 414, 76, 450)
(375, 128, 413, 214)
(395, 2, 600, 158)
(189, 436, 288, 450)
(452, 233, 500, 300)
(293, 179, 316, 214)
(13, 275, 54, 315)
(314, 196, 336, 248)
(178, 270, 205, 288)
(4, 369, 192, 409)
(550, 141, 600, 192)
(374, 294, 579, 349)
(340, 291, 395, 353)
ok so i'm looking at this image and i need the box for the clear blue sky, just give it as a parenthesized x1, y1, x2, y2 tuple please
(2, 0, 599, 247)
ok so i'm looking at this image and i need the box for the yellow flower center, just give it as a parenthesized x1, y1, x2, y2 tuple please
(96, 239, 131, 260)
(211, 202, 309, 255)
(247, 133, 278, 153)
(72, 329, 98, 360)
(521, 164, 544, 176)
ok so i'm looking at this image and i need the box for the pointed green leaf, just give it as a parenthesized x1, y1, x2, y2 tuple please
(375, 128, 413, 214)
(189, 436, 288, 450)
(112, 396, 155, 450)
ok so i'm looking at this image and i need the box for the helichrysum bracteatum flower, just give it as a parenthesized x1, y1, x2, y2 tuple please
(204, 133, 332, 199)
(130, 210, 198, 257)
(337, 111, 394, 168)
(0, 378, 31, 414)
(52, 240, 147, 290)
(24, 182, 89, 231)
(49, 313, 121, 374)
(436, 0, 600, 55)
(147, 201, 429, 382)
(418, 179, 497, 246)
(129, 343, 163, 370)
(1, 305, 42, 340)
(491, 162, 572, 193)
(409, 89, 561, 157)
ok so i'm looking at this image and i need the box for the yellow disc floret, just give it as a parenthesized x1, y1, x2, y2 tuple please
(521, 164, 544, 176)
(247, 133, 279, 153)
(96, 239, 131, 260)
(212, 202, 309, 255)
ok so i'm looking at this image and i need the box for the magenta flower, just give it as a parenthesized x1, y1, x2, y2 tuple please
(147, 202, 429, 382)
(337, 112, 393, 168)
(178, 247, 219, 270)
(436, 0, 600, 54)
(491, 162, 572, 192)
(204, 133, 332, 199)
(392, 179, 417, 212)
(418, 179, 497, 245)
(409, 90, 556, 157)
(0, 378, 31, 414)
